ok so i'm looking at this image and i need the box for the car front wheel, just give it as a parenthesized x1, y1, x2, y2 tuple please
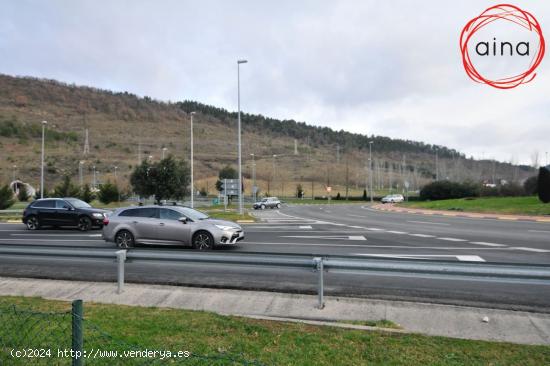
(115, 230, 134, 248)
(78, 216, 92, 231)
(192, 231, 214, 250)
(276, 203, 281, 209)
(260, 204, 266, 210)
(26, 216, 40, 230)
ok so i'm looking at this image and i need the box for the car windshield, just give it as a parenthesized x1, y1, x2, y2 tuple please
(65, 198, 91, 209)
(174, 207, 210, 221)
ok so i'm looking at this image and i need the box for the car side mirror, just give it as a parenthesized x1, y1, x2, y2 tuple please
(178, 217, 188, 224)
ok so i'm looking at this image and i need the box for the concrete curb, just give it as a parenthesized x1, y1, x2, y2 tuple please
(372, 204, 550, 223)
(0, 276, 549, 345)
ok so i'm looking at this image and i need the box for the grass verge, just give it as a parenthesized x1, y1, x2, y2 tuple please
(401, 196, 550, 216)
(1, 296, 549, 365)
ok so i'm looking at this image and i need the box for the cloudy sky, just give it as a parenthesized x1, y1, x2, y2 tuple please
(1, 0, 549, 165)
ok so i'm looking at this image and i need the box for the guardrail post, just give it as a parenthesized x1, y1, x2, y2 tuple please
(313, 257, 324, 309)
(115, 250, 127, 294)
(71, 299, 83, 366)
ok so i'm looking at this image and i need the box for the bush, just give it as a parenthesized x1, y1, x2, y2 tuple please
(420, 181, 479, 201)
(538, 167, 550, 203)
(53, 176, 79, 197)
(524, 176, 538, 196)
(499, 183, 525, 197)
(0, 185, 15, 210)
(98, 181, 119, 204)
(17, 185, 30, 202)
(78, 184, 94, 203)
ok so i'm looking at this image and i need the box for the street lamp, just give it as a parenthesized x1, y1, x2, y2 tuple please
(12, 165, 16, 182)
(79, 161, 84, 187)
(162, 147, 167, 159)
(114, 166, 118, 181)
(190, 112, 196, 208)
(369, 141, 374, 203)
(272, 154, 277, 195)
(435, 148, 439, 181)
(92, 165, 96, 189)
(237, 59, 248, 215)
(250, 153, 256, 202)
(40, 120, 47, 198)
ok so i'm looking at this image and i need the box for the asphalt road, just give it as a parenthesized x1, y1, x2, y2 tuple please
(0, 204, 549, 311)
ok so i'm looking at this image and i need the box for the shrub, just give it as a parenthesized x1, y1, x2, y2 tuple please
(17, 185, 30, 202)
(98, 181, 119, 204)
(538, 167, 550, 203)
(78, 184, 94, 203)
(0, 185, 15, 210)
(499, 183, 525, 197)
(420, 181, 479, 201)
(53, 176, 79, 197)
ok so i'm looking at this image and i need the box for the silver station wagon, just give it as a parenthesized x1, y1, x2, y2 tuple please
(102, 205, 244, 250)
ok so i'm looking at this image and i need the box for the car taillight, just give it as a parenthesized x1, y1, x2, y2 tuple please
(103, 217, 109, 226)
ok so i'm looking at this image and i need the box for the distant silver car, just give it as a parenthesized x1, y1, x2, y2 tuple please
(253, 197, 281, 210)
(381, 194, 405, 203)
(102, 205, 244, 250)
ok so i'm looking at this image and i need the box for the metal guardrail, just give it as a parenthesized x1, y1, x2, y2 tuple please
(1, 246, 550, 309)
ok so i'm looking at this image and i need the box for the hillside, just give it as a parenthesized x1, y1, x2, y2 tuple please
(0, 74, 534, 197)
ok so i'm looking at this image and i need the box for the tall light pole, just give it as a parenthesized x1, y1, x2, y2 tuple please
(79, 161, 84, 187)
(369, 141, 374, 203)
(12, 165, 16, 182)
(92, 165, 96, 189)
(250, 153, 256, 202)
(114, 166, 118, 181)
(162, 147, 167, 159)
(190, 111, 196, 208)
(272, 154, 277, 195)
(435, 148, 439, 181)
(237, 59, 248, 215)
(40, 120, 47, 198)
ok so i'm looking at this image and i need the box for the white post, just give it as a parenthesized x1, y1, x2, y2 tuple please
(190, 112, 195, 208)
(369, 141, 374, 203)
(79, 161, 83, 187)
(40, 121, 47, 198)
(237, 60, 247, 215)
(116, 250, 126, 294)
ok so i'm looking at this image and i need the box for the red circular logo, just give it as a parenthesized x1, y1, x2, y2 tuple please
(460, 4, 545, 89)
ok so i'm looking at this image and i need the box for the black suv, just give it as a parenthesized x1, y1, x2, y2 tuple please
(23, 198, 109, 231)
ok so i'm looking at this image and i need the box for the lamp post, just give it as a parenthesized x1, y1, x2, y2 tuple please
(114, 166, 118, 181)
(40, 120, 47, 198)
(190, 111, 196, 208)
(12, 165, 16, 182)
(162, 147, 167, 159)
(272, 154, 277, 196)
(435, 148, 439, 181)
(92, 165, 96, 189)
(250, 153, 256, 202)
(369, 141, 374, 203)
(79, 161, 84, 187)
(237, 59, 248, 215)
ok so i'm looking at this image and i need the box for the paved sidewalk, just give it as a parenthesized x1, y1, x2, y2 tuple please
(1, 277, 549, 345)
(373, 204, 550, 223)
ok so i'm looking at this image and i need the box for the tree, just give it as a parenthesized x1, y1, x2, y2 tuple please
(524, 176, 538, 195)
(538, 166, 550, 203)
(362, 189, 367, 200)
(17, 185, 30, 202)
(53, 176, 79, 197)
(130, 156, 190, 203)
(98, 181, 119, 204)
(78, 184, 94, 203)
(215, 165, 238, 192)
(0, 185, 15, 210)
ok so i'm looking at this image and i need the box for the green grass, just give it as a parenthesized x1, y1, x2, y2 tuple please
(203, 209, 256, 222)
(1, 296, 549, 366)
(401, 196, 550, 216)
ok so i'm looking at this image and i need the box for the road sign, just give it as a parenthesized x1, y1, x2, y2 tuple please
(326, 186, 332, 193)
(404, 181, 410, 189)
(222, 179, 240, 196)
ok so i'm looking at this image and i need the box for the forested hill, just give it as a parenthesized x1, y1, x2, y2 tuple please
(179, 100, 460, 158)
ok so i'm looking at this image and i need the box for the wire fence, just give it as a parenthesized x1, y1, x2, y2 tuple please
(0, 300, 265, 366)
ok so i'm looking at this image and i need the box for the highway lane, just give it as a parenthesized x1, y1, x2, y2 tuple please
(0, 205, 549, 311)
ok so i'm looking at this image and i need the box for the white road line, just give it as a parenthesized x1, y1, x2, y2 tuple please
(469, 241, 507, 247)
(347, 214, 367, 218)
(0, 238, 104, 242)
(511, 247, 550, 253)
(348, 236, 367, 241)
(407, 220, 450, 226)
(299, 225, 313, 229)
(528, 230, 550, 233)
(280, 235, 367, 241)
(437, 237, 468, 242)
(456, 255, 485, 262)
(409, 234, 436, 238)
(365, 228, 385, 231)
(244, 242, 512, 250)
(386, 230, 408, 235)
(349, 225, 364, 229)
(11, 233, 102, 237)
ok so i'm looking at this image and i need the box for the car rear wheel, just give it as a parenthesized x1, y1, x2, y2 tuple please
(192, 231, 214, 250)
(77, 216, 92, 231)
(26, 216, 40, 230)
(260, 204, 266, 210)
(115, 230, 134, 248)
(276, 203, 281, 209)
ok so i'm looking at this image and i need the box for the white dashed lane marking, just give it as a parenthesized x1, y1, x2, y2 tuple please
(511, 247, 550, 253)
(386, 231, 408, 235)
(407, 220, 450, 226)
(409, 234, 436, 238)
(437, 237, 468, 242)
(469, 241, 507, 247)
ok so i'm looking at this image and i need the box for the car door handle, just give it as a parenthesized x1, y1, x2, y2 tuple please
(159, 223, 165, 226)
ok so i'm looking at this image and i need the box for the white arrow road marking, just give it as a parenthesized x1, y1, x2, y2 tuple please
(469, 241, 507, 247)
(352, 254, 485, 262)
(280, 235, 367, 241)
(511, 247, 550, 253)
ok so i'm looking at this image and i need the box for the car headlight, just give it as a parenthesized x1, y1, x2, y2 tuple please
(92, 213, 104, 218)
(215, 224, 236, 231)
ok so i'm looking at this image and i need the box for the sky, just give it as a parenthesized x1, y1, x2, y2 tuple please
(1, 0, 549, 165)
